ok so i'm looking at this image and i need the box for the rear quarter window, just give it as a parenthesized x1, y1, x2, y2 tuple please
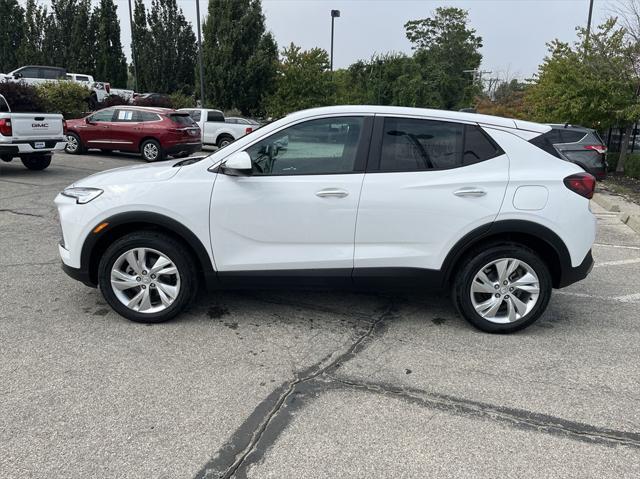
(528, 132, 563, 158)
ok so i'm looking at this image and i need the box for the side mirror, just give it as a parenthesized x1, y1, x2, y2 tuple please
(13, 73, 22, 79)
(85, 117, 95, 125)
(221, 151, 252, 176)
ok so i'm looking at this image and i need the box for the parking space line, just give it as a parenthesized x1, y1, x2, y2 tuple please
(555, 291, 640, 303)
(594, 258, 640, 268)
(593, 243, 640, 250)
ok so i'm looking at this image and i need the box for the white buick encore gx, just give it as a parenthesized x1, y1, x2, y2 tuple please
(55, 106, 596, 333)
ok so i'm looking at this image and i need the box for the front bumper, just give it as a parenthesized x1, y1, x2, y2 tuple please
(61, 262, 96, 288)
(557, 249, 594, 288)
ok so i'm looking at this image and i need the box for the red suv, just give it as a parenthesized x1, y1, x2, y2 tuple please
(65, 106, 201, 161)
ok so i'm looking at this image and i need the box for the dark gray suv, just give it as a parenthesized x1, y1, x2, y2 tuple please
(546, 124, 607, 179)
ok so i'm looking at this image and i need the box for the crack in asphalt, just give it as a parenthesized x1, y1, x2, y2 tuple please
(194, 301, 397, 479)
(329, 377, 640, 450)
(0, 208, 46, 218)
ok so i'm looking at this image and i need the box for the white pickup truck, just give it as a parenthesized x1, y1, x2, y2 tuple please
(0, 94, 67, 170)
(178, 108, 255, 148)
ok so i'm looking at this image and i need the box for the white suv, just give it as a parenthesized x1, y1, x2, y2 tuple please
(55, 106, 596, 333)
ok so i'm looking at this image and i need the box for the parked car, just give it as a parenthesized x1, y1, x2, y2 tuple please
(179, 108, 254, 148)
(0, 93, 67, 170)
(546, 124, 607, 179)
(1, 65, 67, 83)
(55, 106, 596, 333)
(64, 106, 201, 161)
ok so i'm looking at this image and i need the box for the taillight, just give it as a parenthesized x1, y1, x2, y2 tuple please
(0, 118, 12, 136)
(245, 127, 253, 134)
(564, 173, 595, 199)
(584, 144, 607, 154)
(63, 119, 67, 135)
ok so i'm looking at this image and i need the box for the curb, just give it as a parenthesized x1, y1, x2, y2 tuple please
(593, 193, 640, 235)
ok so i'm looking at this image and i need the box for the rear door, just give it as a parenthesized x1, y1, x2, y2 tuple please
(354, 116, 509, 280)
(107, 109, 141, 151)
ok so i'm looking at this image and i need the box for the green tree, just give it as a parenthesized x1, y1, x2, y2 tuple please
(405, 7, 482, 109)
(475, 79, 531, 119)
(69, 0, 96, 74)
(131, 0, 151, 91)
(526, 19, 640, 172)
(141, 0, 197, 94)
(17, 0, 50, 66)
(202, 0, 278, 114)
(265, 43, 334, 118)
(93, 0, 128, 87)
(0, 0, 25, 72)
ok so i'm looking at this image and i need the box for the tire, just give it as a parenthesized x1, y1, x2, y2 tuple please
(65, 132, 84, 154)
(21, 155, 51, 170)
(216, 134, 234, 149)
(452, 242, 552, 334)
(98, 231, 198, 323)
(140, 139, 164, 162)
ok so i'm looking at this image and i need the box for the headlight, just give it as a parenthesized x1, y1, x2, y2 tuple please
(61, 187, 103, 204)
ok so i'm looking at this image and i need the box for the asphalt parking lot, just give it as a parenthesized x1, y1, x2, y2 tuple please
(2, 151, 640, 478)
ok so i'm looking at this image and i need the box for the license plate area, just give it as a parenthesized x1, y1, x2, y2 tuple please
(34, 141, 45, 149)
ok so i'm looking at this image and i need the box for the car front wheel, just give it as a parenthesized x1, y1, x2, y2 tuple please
(65, 133, 84, 154)
(98, 232, 197, 323)
(453, 243, 552, 333)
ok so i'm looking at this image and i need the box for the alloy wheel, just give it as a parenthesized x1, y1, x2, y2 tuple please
(66, 135, 79, 153)
(110, 247, 180, 313)
(470, 258, 540, 324)
(143, 143, 159, 161)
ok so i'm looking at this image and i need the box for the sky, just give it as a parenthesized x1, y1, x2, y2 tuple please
(35, 0, 615, 80)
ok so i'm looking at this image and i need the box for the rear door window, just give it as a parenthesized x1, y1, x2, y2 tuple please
(375, 118, 503, 172)
(135, 111, 160, 122)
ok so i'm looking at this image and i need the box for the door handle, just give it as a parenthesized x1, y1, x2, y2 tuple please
(316, 188, 349, 198)
(454, 187, 487, 197)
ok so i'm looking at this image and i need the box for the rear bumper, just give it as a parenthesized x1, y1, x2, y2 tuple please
(0, 140, 66, 156)
(165, 141, 201, 155)
(557, 249, 594, 288)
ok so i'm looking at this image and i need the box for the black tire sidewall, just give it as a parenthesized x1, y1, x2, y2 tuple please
(65, 133, 83, 154)
(454, 243, 552, 334)
(21, 155, 51, 170)
(98, 232, 197, 323)
(217, 136, 233, 148)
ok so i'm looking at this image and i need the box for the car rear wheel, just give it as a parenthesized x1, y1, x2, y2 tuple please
(141, 139, 164, 162)
(217, 134, 234, 148)
(21, 155, 51, 170)
(98, 231, 197, 323)
(65, 133, 84, 154)
(453, 243, 552, 333)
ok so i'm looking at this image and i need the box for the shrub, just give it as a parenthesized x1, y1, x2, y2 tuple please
(169, 92, 195, 110)
(37, 81, 92, 119)
(606, 152, 640, 178)
(0, 80, 45, 112)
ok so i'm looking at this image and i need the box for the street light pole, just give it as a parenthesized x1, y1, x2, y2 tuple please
(585, 0, 594, 51)
(195, 0, 205, 106)
(330, 10, 340, 71)
(127, 0, 139, 92)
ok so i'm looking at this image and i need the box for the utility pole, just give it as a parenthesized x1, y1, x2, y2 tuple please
(195, 0, 205, 106)
(330, 10, 340, 71)
(127, 0, 139, 92)
(585, 0, 595, 52)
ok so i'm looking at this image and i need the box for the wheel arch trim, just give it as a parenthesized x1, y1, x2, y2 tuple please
(80, 211, 217, 288)
(441, 219, 572, 288)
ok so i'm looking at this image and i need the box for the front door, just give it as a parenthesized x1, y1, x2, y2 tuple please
(79, 109, 116, 149)
(210, 115, 372, 284)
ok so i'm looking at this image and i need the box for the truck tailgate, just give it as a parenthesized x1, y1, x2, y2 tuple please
(10, 113, 64, 140)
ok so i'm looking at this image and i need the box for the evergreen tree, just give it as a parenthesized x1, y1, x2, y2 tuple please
(49, 0, 78, 68)
(202, 0, 278, 114)
(93, 0, 128, 87)
(69, 0, 96, 75)
(0, 0, 25, 72)
(132, 0, 151, 91)
(143, 0, 196, 94)
(17, 0, 50, 66)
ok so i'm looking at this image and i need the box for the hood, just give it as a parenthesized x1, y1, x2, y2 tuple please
(73, 159, 183, 187)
